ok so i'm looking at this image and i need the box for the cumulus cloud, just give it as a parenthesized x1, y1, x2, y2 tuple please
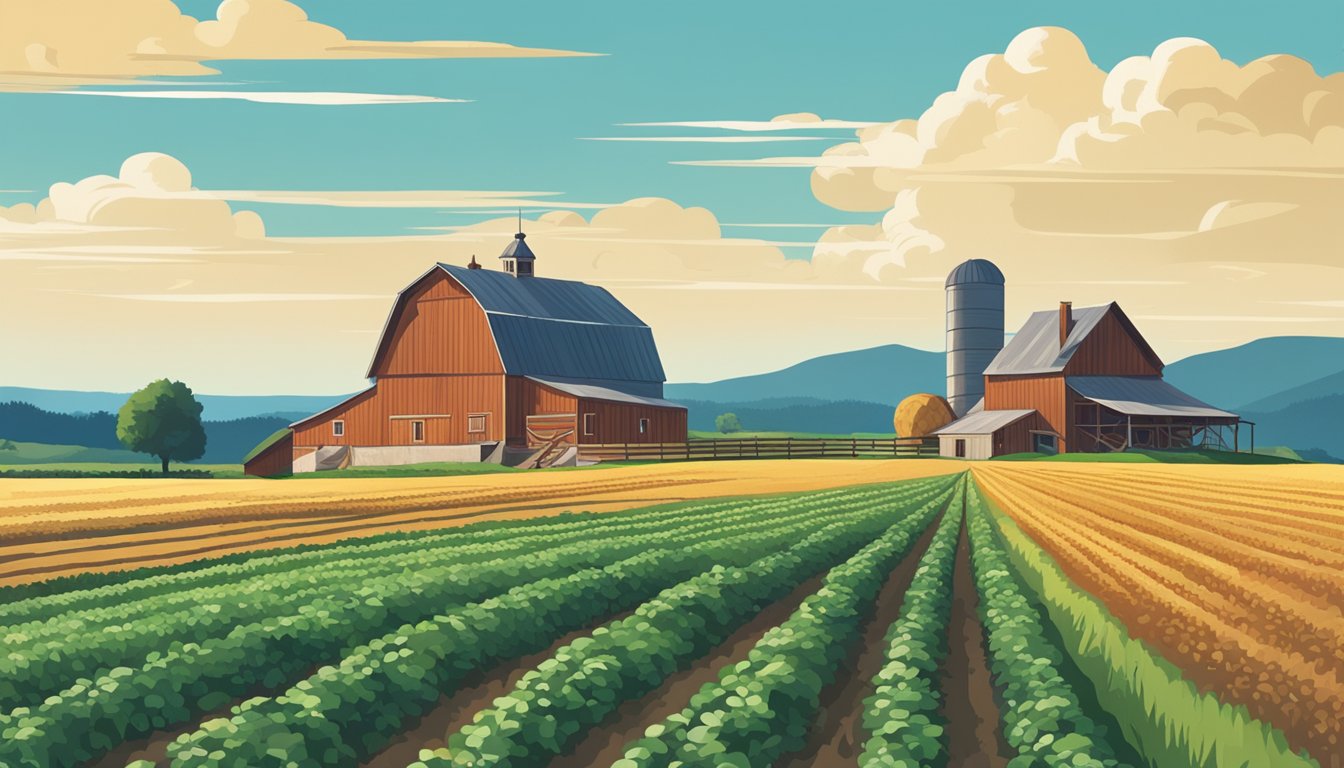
(0, 152, 262, 239)
(767, 27, 1344, 361)
(0, 0, 597, 90)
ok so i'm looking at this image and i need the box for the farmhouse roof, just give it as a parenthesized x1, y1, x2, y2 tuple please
(1068, 376, 1238, 419)
(365, 264, 666, 384)
(527, 376, 685, 409)
(933, 408, 1037, 436)
(983, 302, 1163, 376)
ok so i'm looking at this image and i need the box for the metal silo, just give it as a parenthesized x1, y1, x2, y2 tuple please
(945, 259, 1005, 417)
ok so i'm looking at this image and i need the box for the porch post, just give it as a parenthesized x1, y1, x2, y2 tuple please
(1234, 422, 1240, 453)
(1126, 415, 1132, 451)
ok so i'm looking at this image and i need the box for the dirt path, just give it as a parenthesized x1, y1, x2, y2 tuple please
(83, 698, 244, 768)
(0, 460, 957, 587)
(360, 609, 638, 768)
(940, 520, 1011, 768)
(546, 574, 828, 768)
(771, 513, 943, 768)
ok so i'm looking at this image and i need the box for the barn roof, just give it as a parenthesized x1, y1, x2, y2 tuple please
(933, 408, 1037, 436)
(365, 264, 667, 384)
(527, 376, 685, 409)
(1068, 376, 1238, 419)
(984, 302, 1162, 376)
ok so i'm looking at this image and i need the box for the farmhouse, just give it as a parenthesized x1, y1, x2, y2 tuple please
(935, 300, 1247, 459)
(245, 230, 686, 475)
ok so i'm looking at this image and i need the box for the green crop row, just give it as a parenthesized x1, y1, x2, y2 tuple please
(985, 492, 1319, 768)
(964, 480, 1134, 768)
(858, 478, 965, 768)
(162, 482, 951, 768)
(610, 481, 951, 768)
(0, 480, 943, 714)
(0, 480, 916, 628)
(412, 483, 958, 768)
(0, 482, 956, 768)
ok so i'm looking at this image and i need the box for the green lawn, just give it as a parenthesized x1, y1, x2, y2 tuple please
(0, 438, 148, 465)
(992, 448, 1302, 465)
(0, 462, 246, 478)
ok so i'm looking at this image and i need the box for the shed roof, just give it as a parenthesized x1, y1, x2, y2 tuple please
(934, 409, 1037, 436)
(984, 302, 1162, 376)
(528, 377, 685, 409)
(1068, 376, 1238, 419)
(366, 263, 667, 384)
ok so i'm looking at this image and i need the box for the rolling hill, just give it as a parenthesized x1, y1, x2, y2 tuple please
(0, 386, 346, 422)
(665, 344, 943, 405)
(1162, 336, 1344, 410)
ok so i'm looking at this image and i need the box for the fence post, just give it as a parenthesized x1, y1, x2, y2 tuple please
(624, 443, 630, 461)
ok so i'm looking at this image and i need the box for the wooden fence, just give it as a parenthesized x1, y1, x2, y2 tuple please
(577, 437, 940, 463)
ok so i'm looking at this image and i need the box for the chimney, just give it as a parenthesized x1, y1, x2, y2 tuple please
(1059, 301, 1073, 348)
(467, 255, 482, 270)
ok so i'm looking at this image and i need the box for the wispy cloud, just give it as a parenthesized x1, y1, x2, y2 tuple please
(201, 190, 611, 209)
(581, 136, 834, 143)
(54, 90, 464, 106)
(721, 222, 851, 228)
(96, 293, 388, 303)
(619, 119, 878, 132)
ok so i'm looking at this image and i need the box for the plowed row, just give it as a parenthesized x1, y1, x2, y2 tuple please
(974, 463, 1344, 762)
(0, 459, 958, 587)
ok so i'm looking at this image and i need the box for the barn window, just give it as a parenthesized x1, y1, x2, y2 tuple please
(332, 420, 344, 437)
(468, 414, 487, 434)
(1032, 433, 1058, 455)
(582, 413, 596, 436)
(639, 418, 650, 435)
(411, 420, 425, 443)
(955, 439, 966, 458)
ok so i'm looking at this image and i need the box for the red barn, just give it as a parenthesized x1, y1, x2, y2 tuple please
(935, 301, 1247, 459)
(246, 231, 686, 475)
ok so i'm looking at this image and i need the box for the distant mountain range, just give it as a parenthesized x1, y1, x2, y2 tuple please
(5, 336, 1344, 461)
(665, 344, 943, 405)
(0, 386, 345, 422)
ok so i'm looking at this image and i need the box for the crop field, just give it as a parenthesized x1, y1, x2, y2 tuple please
(975, 462, 1344, 766)
(0, 462, 1336, 768)
(0, 459, 958, 588)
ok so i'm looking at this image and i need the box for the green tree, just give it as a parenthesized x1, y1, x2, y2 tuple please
(715, 412, 743, 434)
(117, 379, 206, 474)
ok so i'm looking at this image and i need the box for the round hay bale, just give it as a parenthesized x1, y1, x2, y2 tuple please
(894, 393, 956, 438)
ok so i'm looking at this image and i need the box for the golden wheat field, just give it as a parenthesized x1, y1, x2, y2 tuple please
(0, 459, 960, 586)
(974, 462, 1344, 762)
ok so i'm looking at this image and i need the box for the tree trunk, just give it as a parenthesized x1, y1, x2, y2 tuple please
(161, 456, 169, 475)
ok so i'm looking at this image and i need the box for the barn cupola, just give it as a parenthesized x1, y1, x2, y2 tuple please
(499, 212, 536, 277)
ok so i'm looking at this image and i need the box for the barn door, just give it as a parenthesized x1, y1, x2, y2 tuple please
(526, 413, 577, 448)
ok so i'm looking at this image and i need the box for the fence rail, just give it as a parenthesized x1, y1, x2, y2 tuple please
(577, 437, 940, 463)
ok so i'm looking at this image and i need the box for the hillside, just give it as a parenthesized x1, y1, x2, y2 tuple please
(1239, 368, 1344, 413)
(1163, 336, 1344, 409)
(681, 398, 895, 435)
(0, 386, 345, 422)
(1242, 394, 1344, 460)
(0, 402, 291, 464)
(666, 344, 942, 405)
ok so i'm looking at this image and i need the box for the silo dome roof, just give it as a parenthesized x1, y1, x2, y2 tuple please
(945, 259, 1005, 287)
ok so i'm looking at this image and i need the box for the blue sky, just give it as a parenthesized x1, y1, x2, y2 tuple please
(2, 1, 1343, 393)
(3, 0, 1340, 244)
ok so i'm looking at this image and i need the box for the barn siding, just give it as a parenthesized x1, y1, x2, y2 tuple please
(507, 377, 579, 442)
(373, 272, 504, 377)
(984, 374, 1070, 452)
(576, 398, 687, 444)
(292, 374, 507, 446)
(1064, 311, 1163, 376)
(243, 431, 294, 476)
